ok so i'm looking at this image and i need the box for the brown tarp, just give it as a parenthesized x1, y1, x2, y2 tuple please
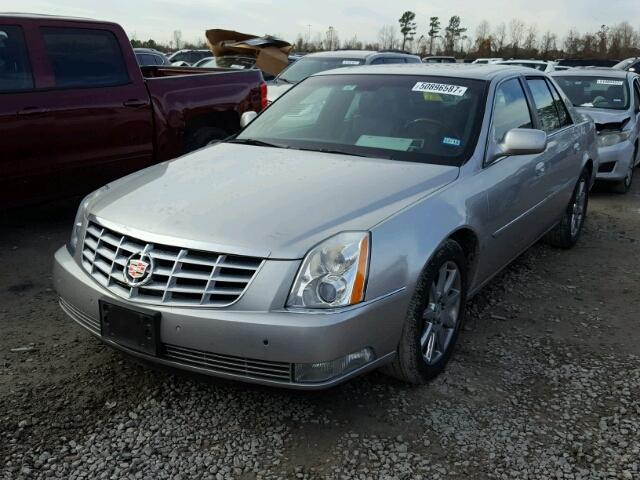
(205, 29, 292, 76)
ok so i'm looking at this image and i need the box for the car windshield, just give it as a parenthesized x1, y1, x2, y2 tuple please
(554, 76, 630, 110)
(278, 57, 365, 84)
(234, 74, 487, 166)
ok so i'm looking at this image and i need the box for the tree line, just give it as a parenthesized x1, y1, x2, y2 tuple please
(293, 14, 640, 60)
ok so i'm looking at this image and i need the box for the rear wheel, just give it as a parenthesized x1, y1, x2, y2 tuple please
(545, 168, 589, 248)
(184, 127, 228, 153)
(383, 240, 467, 384)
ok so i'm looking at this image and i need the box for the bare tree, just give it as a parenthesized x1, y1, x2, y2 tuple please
(378, 25, 399, 50)
(523, 24, 538, 52)
(428, 17, 441, 55)
(475, 20, 491, 45)
(492, 22, 507, 54)
(596, 25, 608, 55)
(323, 26, 339, 51)
(509, 19, 525, 57)
(343, 35, 363, 50)
(540, 31, 557, 59)
(172, 30, 182, 50)
(564, 28, 581, 56)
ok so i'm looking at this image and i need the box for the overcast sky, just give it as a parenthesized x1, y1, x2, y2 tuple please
(4, 0, 639, 45)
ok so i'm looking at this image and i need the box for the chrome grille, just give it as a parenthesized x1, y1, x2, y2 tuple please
(81, 220, 263, 307)
(163, 344, 293, 382)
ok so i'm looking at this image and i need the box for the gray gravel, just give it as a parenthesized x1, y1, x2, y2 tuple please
(1, 182, 639, 480)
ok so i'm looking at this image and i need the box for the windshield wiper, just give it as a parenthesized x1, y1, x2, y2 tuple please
(276, 77, 294, 84)
(296, 147, 368, 157)
(227, 138, 289, 149)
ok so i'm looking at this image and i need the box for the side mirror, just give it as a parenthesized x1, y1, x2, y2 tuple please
(240, 111, 258, 128)
(490, 128, 547, 162)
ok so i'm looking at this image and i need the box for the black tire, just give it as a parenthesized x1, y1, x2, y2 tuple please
(545, 168, 590, 249)
(612, 146, 637, 194)
(184, 127, 228, 153)
(383, 240, 468, 384)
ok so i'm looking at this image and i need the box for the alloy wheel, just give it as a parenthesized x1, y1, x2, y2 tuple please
(421, 261, 462, 365)
(570, 178, 587, 238)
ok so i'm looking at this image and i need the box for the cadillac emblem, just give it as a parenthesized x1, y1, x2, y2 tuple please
(124, 252, 154, 287)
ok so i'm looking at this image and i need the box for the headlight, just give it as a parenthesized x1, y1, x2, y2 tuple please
(287, 232, 370, 309)
(598, 130, 631, 147)
(68, 190, 101, 255)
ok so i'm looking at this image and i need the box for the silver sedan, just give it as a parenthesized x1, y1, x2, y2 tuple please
(53, 65, 598, 389)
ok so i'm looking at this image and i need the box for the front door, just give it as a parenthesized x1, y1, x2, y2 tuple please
(0, 24, 59, 207)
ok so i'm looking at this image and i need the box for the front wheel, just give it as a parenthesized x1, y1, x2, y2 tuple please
(612, 158, 635, 194)
(383, 240, 468, 384)
(545, 168, 589, 249)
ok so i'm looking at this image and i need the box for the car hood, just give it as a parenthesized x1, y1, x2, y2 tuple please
(267, 83, 293, 102)
(89, 143, 459, 259)
(574, 107, 631, 126)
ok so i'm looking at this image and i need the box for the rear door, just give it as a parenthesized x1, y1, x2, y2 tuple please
(37, 25, 154, 196)
(0, 23, 59, 207)
(525, 77, 579, 225)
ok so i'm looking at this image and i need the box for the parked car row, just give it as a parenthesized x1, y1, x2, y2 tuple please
(3, 13, 638, 390)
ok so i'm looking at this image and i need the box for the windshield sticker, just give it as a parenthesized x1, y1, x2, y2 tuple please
(230, 64, 247, 69)
(412, 82, 468, 96)
(342, 60, 361, 65)
(356, 135, 420, 152)
(342, 85, 357, 91)
(442, 137, 462, 147)
(580, 102, 594, 107)
(596, 79, 624, 86)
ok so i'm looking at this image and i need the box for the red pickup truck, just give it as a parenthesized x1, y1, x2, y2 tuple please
(0, 14, 267, 207)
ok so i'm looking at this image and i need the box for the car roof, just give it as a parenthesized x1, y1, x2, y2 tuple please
(550, 68, 632, 79)
(499, 59, 547, 64)
(0, 12, 108, 24)
(313, 63, 540, 81)
(303, 50, 414, 59)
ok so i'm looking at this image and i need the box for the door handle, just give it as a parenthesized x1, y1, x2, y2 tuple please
(17, 107, 50, 117)
(535, 162, 546, 176)
(123, 99, 148, 108)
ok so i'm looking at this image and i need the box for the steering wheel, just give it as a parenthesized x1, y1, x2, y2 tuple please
(403, 118, 443, 137)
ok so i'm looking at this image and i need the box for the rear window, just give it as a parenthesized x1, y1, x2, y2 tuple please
(278, 57, 365, 84)
(554, 76, 630, 110)
(41, 27, 129, 88)
(0, 25, 33, 92)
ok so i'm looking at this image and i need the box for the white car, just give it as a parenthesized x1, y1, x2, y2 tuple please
(472, 58, 503, 64)
(496, 60, 556, 73)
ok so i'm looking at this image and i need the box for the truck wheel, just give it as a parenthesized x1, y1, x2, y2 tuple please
(545, 168, 589, 249)
(184, 127, 228, 153)
(383, 240, 467, 384)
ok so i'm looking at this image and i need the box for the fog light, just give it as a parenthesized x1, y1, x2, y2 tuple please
(294, 348, 375, 383)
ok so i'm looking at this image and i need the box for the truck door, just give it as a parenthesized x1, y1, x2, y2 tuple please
(37, 25, 154, 196)
(0, 23, 59, 207)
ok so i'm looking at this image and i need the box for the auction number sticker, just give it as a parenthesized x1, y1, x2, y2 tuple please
(342, 60, 361, 65)
(412, 82, 468, 96)
(596, 79, 624, 85)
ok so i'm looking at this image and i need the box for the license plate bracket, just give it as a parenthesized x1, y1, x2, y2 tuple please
(99, 301, 160, 356)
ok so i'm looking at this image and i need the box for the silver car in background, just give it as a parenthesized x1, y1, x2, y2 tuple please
(552, 69, 640, 193)
(54, 65, 597, 389)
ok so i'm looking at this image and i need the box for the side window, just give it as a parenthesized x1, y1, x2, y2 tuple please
(491, 78, 533, 143)
(547, 80, 572, 127)
(369, 57, 385, 65)
(383, 57, 407, 64)
(41, 27, 129, 88)
(526, 78, 561, 133)
(0, 25, 34, 92)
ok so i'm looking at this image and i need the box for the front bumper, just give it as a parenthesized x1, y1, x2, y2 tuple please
(53, 247, 406, 389)
(595, 141, 635, 182)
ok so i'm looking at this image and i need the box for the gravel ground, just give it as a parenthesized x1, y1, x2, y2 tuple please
(1, 179, 639, 480)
